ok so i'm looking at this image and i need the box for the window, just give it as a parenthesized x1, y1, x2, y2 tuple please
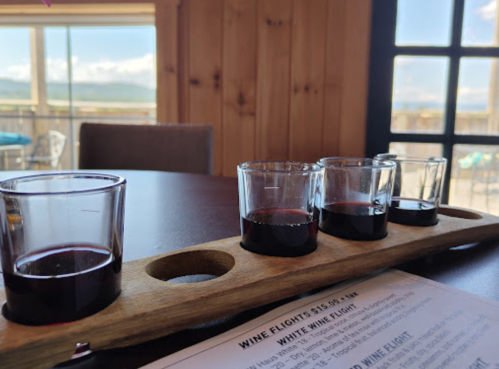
(0, 8, 156, 170)
(367, 0, 499, 216)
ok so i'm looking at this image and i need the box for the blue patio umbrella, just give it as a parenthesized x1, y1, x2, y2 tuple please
(0, 132, 32, 146)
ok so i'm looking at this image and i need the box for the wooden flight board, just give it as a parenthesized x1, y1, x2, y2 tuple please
(1, 205, 499, 369)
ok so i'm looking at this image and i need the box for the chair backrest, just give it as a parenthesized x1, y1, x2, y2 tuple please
(78, 123, 214, 175)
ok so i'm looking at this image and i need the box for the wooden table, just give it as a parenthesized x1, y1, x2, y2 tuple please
(0, 170, 498, 369)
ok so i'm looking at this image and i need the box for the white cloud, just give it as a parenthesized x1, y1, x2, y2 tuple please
(5, 64, 30, 81)
(46, 57, 70, 82)
(395, 57, 416, 68)
(457, 86, 488, 104)
(477, 0, 496, 21)
(71, 53, 156, 88)
(1, 53, 156, 88)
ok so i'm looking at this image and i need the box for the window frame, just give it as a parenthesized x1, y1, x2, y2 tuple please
(0, 1, 172, 170)
(0, 22, 157, 169)
(366, 0, 499, 204)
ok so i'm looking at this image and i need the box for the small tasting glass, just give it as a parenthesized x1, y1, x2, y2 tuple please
(0, 173, 126, 325)
(375, 154, 447, 227)
(317, 158, 396, 241)
(237, 161, 323, 257)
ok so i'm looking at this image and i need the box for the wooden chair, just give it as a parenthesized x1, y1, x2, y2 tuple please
(78, 123, 213, 175)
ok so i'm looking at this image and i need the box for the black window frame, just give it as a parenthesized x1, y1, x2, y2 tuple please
(366, 0, 499, 204)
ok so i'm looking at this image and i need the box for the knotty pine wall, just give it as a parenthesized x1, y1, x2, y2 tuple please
(158, 0, 372, 177)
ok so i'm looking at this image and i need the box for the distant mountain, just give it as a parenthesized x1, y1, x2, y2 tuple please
(0, 78, 155, 103)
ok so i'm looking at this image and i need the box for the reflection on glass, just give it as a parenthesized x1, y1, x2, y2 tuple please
(391, 57, 449, 134)
(462, 0, 499, 46)
(450, 144, 499, 215)
(388, 142, 443, 158)
(456, 58, 499, 135)
(396, 0, 453, 46)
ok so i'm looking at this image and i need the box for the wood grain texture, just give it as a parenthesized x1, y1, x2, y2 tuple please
(188, 0, 224, 175)
(338, 0, 372, 157)
(156, 0, 179, 123)
(1, 205, 498, 369)
(222, 0, 257, 176)
(321, 0, 345, 158)
(256, 0, 292, 161)
(178, 0, 190, 123)
(289, 0, 328, 163)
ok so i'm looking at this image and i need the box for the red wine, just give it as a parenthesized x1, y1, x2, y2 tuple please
(3, 244, 121, 326)
(319, 201, 387, 240)
(388, 198, 438, 227)
(241, 209, 318, 257)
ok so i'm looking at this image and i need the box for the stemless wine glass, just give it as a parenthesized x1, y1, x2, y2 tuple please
(237, 161, 323, 257)
(375, 153, 447, 226)
(317, 158, 396, 240)
(0, 173, 126, 325)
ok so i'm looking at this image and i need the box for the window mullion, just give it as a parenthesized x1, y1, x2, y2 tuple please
(30, 26, 49, 116)
(440, 0, 465, 204)
(66, 26, 76, 169)
(30, 26, 49, 148)
(365, 0, 398, 157)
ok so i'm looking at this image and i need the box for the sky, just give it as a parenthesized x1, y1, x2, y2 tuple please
(0, 25, 156, 89)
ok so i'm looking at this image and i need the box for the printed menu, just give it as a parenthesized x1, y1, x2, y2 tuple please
(141, 269, 499, 369)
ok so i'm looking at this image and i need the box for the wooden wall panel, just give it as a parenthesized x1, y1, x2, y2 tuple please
(322, 0, 345, 158)
(187, 0, 224, 175)
(155, 0, 179, 123)
(177, 0, 190, 123)
(256, 0, 292, 161)
(337, 0, 372, 157)
(288, 0, 328, 163)
(222, 0, 257, 176)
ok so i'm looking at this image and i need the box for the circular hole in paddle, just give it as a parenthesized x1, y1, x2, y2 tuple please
(438, 207, 482, 220)
(145, 249, 235, 283)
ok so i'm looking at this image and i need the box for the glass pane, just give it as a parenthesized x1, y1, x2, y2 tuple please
(69, 26, 156, 117)
(0, 27, 33, 155)
(388, 142, 443, 157)
(0, 27, 32, 122)
(462, 0, 499, 46)
(391, 57, 449, 134)
(450, 144, 499, 215)
(456, 58, 499, 135)
(395, 0, 453, 46)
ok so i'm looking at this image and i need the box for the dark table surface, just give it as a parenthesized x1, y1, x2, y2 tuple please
(0, 170, 498, 369)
